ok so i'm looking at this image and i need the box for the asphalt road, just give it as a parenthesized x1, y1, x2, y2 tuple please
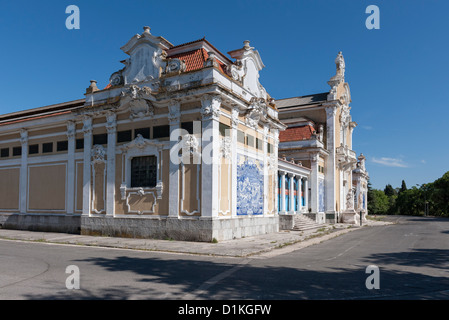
(0, 216, 448, 300)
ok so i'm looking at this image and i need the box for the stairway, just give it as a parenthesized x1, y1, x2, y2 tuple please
(292, 214, 323, 231)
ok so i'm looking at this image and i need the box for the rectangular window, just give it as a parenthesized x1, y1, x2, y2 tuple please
(117, 130, 132, 143)
(131, 156, 157, 188)
(219, 123, 230, 137)
(256, 138, 263, 150)
(57, 141, 68, 152)
(237, 130, 245, 144)
(181, 122, 194, 135)
(93, 134, 108, 145)
(267, 143, 273, 154)
(76, 138, 84, 150)
(246, 135, 254, 147)
(134, 127, 150, 139)
(13, 146, 22, 156)
(153, 125, 170, 139)
(29, 144, 39, 155)
(42, 142, 53, 153)
(0, 148, 9, 158)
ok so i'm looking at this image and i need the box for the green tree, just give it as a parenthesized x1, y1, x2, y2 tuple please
(400, 180, 407, 193)
(368, 189, 390, 215)
(384, 184, 396, 197)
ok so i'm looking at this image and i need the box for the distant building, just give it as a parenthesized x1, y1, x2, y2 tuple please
(0, 27, 368, 241)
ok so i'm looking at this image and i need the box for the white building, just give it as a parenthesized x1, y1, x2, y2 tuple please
(0, 28, 368, 241)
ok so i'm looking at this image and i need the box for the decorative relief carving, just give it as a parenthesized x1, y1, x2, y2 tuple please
(200, 94, 221, 120)
(167, 100, 181, 124)
(245, 97, 268, 129)
(20, 129, 28, 145)
(120, 85, 155, 120)
(220, 136, 232, 160)
(91, 145, 106, 164)
(105, 112, 117, 134)
(82, 116, 93, 135)
(231, 108, 239, 128)
(66, 121, 76, 139)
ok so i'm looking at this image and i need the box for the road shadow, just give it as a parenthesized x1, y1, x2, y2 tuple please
(22, 252, 449, 300)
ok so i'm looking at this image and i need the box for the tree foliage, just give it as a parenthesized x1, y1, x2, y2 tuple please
(368, 172, 449, 217)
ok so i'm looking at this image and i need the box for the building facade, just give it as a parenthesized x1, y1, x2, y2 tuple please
(0, 27, 368, 241)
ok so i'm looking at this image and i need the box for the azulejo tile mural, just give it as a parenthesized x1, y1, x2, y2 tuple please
(236, 154, 264, 215)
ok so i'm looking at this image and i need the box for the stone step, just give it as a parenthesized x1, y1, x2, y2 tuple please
(292, 215, 323, 231)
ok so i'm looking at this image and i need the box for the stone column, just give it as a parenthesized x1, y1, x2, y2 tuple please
(19, 129, 28, 214)
(297, 176, 302, 213)
(168, 100, 181, 218)
(200, 94, 221, 218)
(105, 112, 116, 217)
(82, 116, 93, 216)
(288, 173, 295, 214)
(304, 178, 309, 212)
(66, 121, 76, 214)
(279, 171, 286, 214)
(325, 104, 337, 215)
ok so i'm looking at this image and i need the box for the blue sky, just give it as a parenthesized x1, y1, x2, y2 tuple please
(0, 0, 448, 190)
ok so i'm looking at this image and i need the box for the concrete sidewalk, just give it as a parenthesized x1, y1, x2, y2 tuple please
(0, 217, 393, 258)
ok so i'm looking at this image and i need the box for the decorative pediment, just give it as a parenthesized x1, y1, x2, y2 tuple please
(121, 134, 165, 153)
(106, 27, 174, 87)
(228, 41, 267, 99)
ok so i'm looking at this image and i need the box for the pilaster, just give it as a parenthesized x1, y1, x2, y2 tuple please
(66, 121, 76, 214)
(19, 129, 28, 214)
(106, 112, 116, 217)
(200, 94, 221, 218)
(325, 104, 337, 214)
(231, 107, 239, 217)
(168, 100, 181, 218)
(82, 116, 93, 216)
(310, 153, 319, 214)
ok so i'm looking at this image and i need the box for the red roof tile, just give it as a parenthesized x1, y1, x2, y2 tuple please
(168, 48, 227, 74)
(279, 125, 316, 142)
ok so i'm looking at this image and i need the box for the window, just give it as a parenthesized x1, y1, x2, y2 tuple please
(13, 146, 22, 156)
(76, 138, 84, 150)
(246, 135, 254, 147)
(29, 144, 39, 155)
(219, 123, 230, 137)
(134, 127, 150, 139)
(57, 141, 68, 152)
(237, 130, 245, 144)
(153, 125, 170, 139)
(93, 134, 108, 145)
(256, 138, 263, 150)
(267, 143, 273, 154)
(181, 122, 194, 135)
(0, 148, 9, 158)
(42, 142, 53, 153)
(131, 156, 157, 188)
(117, 130, 132, 143)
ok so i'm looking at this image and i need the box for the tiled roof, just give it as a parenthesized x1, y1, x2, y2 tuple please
(279, 125, 316, 142)
(168, 48, 227, 74)
(276, 92, 329, 109)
